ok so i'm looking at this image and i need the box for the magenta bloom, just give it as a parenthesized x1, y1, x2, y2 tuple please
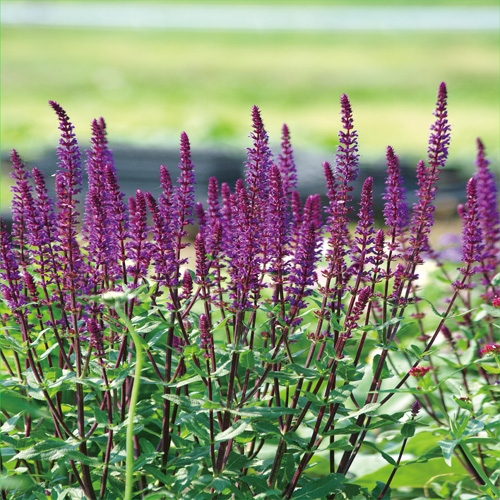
(409, 366, 431, 378)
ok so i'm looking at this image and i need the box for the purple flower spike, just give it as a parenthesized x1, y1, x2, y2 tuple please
(88, 317, 105, 363)
(278, 124, 298, 199)
(84, 118, 119, 283)
(336, 94, 359, 185)
(198, 313, 212, 357)
(173, 132, 196, 248)
(474, 138, 499, 275)
(50, 101, 86, 290)
(383, 146, 409, 237)
(195, 232, 208, 284)
(344, 285, 371, 336)
(454, 178, 484, 285)
(9, 149, 34, 252)
(49, 100, 83, 205)
(1, 220, 26, 313)
(266, 164, 289, 276)
(127, 190, 151, 286)
(427, 82, 451, 172)
(145, 191, 175, 287)
(349, 177, 376, 280)
(158, 165, 174, 224)
(245, 105, 273, 206)
(180, 269, 193, 301)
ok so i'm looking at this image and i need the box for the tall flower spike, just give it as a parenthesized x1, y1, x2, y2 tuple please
(408, 83, 451, 264)
(336, 94, 359, 185)
(83, 118, 119, 283)
(266, 164, 289, 277)
(383, 145, 409, 238)
(474, 138, 499, 275)
(285, 218, 322, 325)
(343, 285, 371, 336)
(245, 105, 273, 207)
(145, 191, 175, 287)
(49, 101, 86, 293)
(195, 232, 208, 284)
(198, 314, 212, 358)
(173, 132, 196, 260)
(1, 220, 26, 313)
(454, 178, 484, 286)
(127, 190, 151, 286)
(427, 82, 451, 172)
(348, 177, 376, 281)
(278, 124, 298, 199)
(9, 149, 33, 256)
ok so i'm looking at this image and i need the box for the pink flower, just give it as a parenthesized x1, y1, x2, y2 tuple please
(492, 297, 500, 307)
(480, 344, 500, 356)
(409, 366, 431, 378)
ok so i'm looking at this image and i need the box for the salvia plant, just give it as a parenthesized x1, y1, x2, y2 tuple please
(1, 83, 499, 500)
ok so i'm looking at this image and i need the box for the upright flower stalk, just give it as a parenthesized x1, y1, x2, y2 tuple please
(2, 86, 498, 500)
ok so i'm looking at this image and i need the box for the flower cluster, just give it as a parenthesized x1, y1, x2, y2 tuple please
(1, 84, 499, 500)
(409, 366, 431, 378)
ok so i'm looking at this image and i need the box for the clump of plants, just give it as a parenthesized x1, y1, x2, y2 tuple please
(1, 83, 499, 500)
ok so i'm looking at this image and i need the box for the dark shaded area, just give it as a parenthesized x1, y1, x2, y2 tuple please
(1, 144, 468, 229)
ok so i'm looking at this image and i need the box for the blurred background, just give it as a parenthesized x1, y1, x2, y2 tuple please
(1, 0, 499, 225)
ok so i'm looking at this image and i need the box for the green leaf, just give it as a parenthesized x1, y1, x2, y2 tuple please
(293, 473, 344, 500)
(401, 421, 417, 438)
(372, 354, 391, 379)
(337, 403, 380, 423)
(240, 349, 255, 369)
(362, 441, 396, 466)
(438, 439, 457, 466)
(215, 420, 249, 442)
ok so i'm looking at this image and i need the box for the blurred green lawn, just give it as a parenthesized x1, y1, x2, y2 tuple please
(1, 23, 499, 207)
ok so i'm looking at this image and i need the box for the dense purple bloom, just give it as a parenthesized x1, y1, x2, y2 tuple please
(383, 146, 409, 238)
(103, 164, 129, 279)
(343, 285, 371, 336)
(454, 178, 484, 285)
(88, 317, 105, 363)
(285, 199, 323, 322)
(427, 82, 451, 172)
(408, 84, 451, 264)
(9, 149, 33, 254)
(180, 269, 193, 301)
(349, 177, 376, 281)
(0, 220, 26, 312)
(335, 94, 359, 186)
(127, 190, 151, 286)
(226, 179, 263, 309)
(195, 232, 208, 284)
(173, 132, 196, 252)
(50, 101, 86, 295)
(474, 138, 499, 275)
(245, 106, 273, 206)
(266, 164, 290, 277)
(277, 124, 298, 200)
(145, 191, 175, 287)
(198, 313, 212, 357)
(83, 118, 120, 284)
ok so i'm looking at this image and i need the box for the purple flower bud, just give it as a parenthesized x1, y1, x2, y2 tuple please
(343, 285, 371, 335)
(180, 269, 193, 301)
(383, 146, 409, 236)
(198, 313, 212, 357)
(278, 123, 298, 199)
(454, 178, 484, 285)
(474, 138, 499, 276)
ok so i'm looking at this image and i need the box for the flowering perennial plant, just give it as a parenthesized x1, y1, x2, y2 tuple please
(1, 84, 499, 500)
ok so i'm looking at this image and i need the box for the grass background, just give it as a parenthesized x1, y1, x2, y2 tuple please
(1, 1, 499, 209)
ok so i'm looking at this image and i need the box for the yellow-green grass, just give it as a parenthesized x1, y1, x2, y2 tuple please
(1, 26, 498, 210)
